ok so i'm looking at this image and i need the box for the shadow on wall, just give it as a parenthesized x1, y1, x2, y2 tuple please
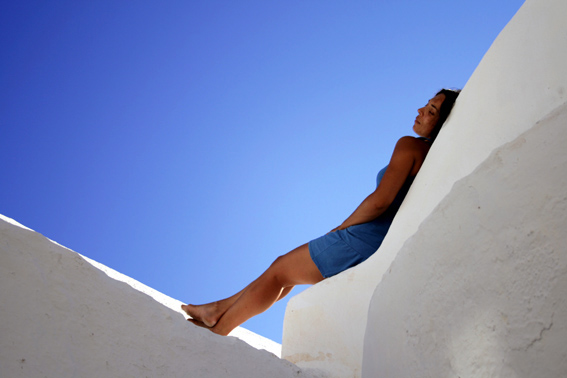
(283, 1, 567, 377)
(364, 98, 567, 377)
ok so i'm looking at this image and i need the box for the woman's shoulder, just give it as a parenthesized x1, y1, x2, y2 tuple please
(391, 136, 431, 165)
(386, 136, 430, 176)
(395, 135, 431, 150)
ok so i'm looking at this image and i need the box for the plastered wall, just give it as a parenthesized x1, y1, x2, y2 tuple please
(282, 0, 567, 376)
(363, 100, 567, 378)
(0, 215, 324, 378)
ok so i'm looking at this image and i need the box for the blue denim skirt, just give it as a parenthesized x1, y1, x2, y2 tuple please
(308, 219, 391, 278)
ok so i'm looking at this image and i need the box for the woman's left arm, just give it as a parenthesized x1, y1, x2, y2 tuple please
(332, 136, 425, 231)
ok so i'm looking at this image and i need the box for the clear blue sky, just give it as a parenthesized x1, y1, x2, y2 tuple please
(1, 1, 524, 343)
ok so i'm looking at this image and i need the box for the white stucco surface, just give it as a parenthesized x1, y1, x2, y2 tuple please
(363, 98, 567, 378)
(283, 0, 567, 376)
(2, 0, 565, 376)
(0, 214, 326, 378)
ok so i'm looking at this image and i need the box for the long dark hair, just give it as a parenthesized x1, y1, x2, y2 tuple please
(429, 89, 460, 142)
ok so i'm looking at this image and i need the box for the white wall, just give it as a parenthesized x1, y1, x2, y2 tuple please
(363, 102, 567, 377)
(0, 215, 325, 378)
(282, 0, 567, 376)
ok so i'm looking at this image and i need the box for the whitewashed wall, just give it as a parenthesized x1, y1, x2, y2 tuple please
(363, 100, 567, 378)
(0, 215, 325, 378)
(283, 0, 567, 377)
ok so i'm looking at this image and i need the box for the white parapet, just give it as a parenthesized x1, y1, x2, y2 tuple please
(282, 0, 567, 377)
(0, 214, 326, 378)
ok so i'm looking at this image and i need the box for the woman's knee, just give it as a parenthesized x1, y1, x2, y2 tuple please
(265, 254, 293, 285)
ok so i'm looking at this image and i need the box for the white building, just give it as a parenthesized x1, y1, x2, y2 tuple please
(2, 0, 566, 376)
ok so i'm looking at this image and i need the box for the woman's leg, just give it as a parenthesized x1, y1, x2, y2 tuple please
(183, 243, 324, 335)
(210, 243, 324, 335)
(181, 285, 294, 327)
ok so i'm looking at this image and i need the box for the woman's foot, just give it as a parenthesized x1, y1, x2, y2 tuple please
(186, 317, 229, 336)
(187, 317, 210, 329)
(181, 303, 221, 328)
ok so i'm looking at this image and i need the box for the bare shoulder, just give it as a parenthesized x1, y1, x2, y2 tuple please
(394, 136, 431, 155)
(390, 136, 431, 175)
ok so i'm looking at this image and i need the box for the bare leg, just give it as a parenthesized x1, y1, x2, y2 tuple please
(209, 243, 323, 336)
(182, 281, 294, 327)
(182, 243, 323, 334)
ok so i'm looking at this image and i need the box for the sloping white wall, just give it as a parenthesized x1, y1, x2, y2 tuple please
(282, 0, 567, 376)
(363, 99, 567, 378)
(0, 215, 325, 378)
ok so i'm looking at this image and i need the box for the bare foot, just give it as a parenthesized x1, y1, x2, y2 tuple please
(187, 318, 230, 336)
(187, 318, 209, 329)
(181, 303, 220, 328)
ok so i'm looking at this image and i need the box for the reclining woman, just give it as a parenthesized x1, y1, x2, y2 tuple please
(182, 88, 460, 336)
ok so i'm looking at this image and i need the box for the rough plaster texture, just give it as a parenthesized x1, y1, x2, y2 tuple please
(283, 0, 567, 376)
(2, 0, 566, 376)
(0, 215, 325, 378)
(363, 99, 567, 378)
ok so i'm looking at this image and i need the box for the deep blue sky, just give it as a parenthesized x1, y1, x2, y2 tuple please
(1, 1, 524, 343)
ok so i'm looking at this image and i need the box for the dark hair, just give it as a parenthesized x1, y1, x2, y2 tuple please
(429, 88, 460, 142)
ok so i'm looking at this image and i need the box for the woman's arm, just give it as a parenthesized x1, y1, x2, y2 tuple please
(331, 136, 428, 232)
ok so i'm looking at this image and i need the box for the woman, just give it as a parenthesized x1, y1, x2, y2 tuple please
(182, 89, 460, 336)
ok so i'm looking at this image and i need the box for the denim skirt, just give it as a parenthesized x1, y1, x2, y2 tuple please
(308, 219, 391, 278)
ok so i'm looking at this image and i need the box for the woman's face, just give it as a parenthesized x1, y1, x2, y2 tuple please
(413, 93, 446, 138)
